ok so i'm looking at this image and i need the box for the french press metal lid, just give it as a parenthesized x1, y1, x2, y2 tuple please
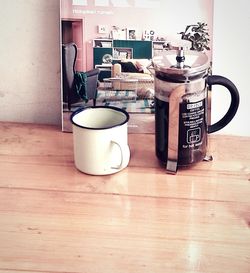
(152, 46, 210, 81)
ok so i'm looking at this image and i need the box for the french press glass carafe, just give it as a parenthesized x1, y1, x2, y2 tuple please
(152, 47, 240, 174)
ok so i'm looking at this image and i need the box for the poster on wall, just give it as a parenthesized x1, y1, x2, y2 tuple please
(60, 0, 213, 133)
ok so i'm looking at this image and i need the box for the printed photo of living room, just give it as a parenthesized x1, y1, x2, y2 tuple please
(60, 0, 213, 132)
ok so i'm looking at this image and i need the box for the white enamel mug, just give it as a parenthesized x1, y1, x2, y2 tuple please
(70, 106, 130, 175)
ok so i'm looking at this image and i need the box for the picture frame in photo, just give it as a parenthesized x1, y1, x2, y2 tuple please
(111, 28, 127, 40)
(143, 29, 155, 41)
(97, 24, 108, 34)
(127, 28, 137, 40)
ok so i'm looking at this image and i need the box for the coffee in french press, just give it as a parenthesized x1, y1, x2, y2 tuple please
(151, 47, 239, 174)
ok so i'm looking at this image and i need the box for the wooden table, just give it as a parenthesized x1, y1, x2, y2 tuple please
(0, 122, 249, 273)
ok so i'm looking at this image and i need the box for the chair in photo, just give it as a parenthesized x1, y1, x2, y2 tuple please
(62, 42, 100, 110)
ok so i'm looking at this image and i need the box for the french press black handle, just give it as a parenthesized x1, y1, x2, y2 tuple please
(207, 75, 240, 134)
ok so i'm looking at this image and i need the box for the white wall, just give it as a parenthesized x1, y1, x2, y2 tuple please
(212, 0, 250, 136)
(0, 0, 61, 125)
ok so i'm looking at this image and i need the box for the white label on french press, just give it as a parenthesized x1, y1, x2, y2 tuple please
(187, 101, 203, 110)
(180, 99, 206, 149)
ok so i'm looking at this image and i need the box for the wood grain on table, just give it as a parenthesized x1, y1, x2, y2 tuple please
(0, 122, 249, 273)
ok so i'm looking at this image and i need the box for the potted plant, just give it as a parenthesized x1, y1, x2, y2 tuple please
(178, 22, 210, 51)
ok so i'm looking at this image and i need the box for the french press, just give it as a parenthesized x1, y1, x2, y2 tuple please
(152, 47, 240, 174)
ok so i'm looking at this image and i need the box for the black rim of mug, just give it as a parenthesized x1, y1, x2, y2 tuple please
(70, 106, 130, 130)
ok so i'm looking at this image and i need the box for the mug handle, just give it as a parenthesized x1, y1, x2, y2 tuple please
(110, 141, 130, 170)
(207, 75, 240, 133)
